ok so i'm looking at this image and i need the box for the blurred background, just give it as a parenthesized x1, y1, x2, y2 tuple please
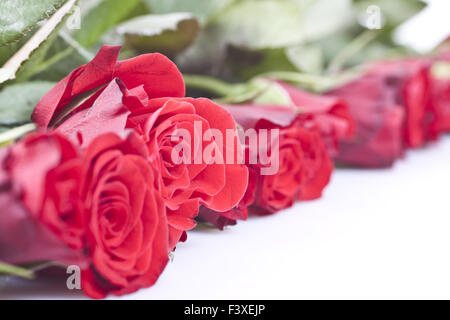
(2, 0, 450, 105)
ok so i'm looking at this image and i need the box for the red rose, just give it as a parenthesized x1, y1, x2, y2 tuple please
(232, 104, 333, 212)
(127, 97, 249, 247)
(0, 133, 86, 266)
(197, 90, 343, 227)
(32, 46, 249, 248)
(274, 80, 355, 157)
(328, 73, 406, 168)
(328, 58, 435, 168)
(367, 59, 433, 148)
(200, 104, 333, 227)
(0, 131, 170, 299)
(80, 132, 169, 299)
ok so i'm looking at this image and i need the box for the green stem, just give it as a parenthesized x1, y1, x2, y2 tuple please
(0, 123, 36, 144)
(27, 30, 92, 80)
(183, 74, 236, 96)
(262, 67, 367, 92)
(59, 31, 94, 62)
(31, 47, 74, 78)
(0, 262, 34, 279)
(259, 71, 334, 92)
(327, 30, 379, 74)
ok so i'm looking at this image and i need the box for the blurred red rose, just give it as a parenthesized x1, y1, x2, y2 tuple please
(328, 58, 436, 167)
(0, 132, 86, 266)
(367, 59, 433, 148)
(328, 73, 406, 168)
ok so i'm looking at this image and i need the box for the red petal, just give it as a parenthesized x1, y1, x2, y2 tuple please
(114, 53, 185, 99)
(32, 46, 121, 127)
(57, 79, 130, 148)
(225, 104, 297, 130)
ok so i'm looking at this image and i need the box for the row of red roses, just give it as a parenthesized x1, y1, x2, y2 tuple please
(0, 45, 449, 298)
(202, 54, 450, 227)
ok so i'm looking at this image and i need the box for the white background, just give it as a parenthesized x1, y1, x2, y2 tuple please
(2, 0, 450, 300)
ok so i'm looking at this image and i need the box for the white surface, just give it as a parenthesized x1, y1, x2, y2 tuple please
(2, 136, 450, 300)
(127, 137, 450, 300)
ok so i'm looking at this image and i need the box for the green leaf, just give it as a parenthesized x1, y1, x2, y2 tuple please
(326, 29, 379, 73)
(116, 13, 199, 57)
(0, 0, 67, 46)
(13, 25, 62, 82)
(177, 0, 353, 76)
(213, 0, 352, 50)
(285, 44, 324, 74)
(0, 0, 77, 84)
(226, 46, 297, 80)
(28, 34, 87, 82)
(143, 0, 233, 25)
(27, 48, 85, 82)
(0, 31, 32, 66)
(213, 0, 305, 50)
(317, 30, 413, 70)
(177, 0, 304, 75)
(74, 0, 142, 47)
(0, 81, 55, 125)
(293, 0, 354, 41)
